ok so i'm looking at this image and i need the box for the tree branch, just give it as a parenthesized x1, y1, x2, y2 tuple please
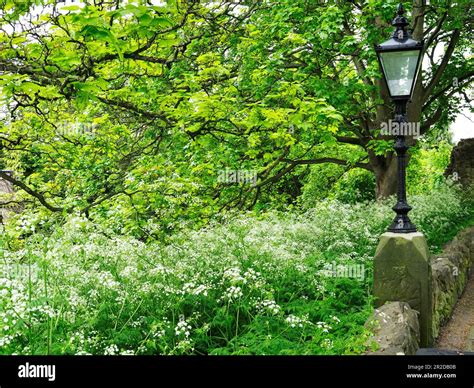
(421, 106, 443, 134)
(424, 12, 447, 48)
(281, 157, 373, 171)
(335, 135, 366, 146)
(0, 171, 65, 212)
(423, 29, 461, 102)
(423, 70, 474, 110)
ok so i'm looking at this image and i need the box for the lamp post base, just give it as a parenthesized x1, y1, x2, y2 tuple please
(388, 199, 417, 233)
(388, 215, 417, 233)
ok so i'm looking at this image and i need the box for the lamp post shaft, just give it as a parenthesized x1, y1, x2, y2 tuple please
(388, 100, 417, 233)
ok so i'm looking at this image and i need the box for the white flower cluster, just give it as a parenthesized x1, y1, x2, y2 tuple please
(153, 329, 166, 339)
(321, 338, 333, 349)
(1, 316, 17, 332)
(182, 282, 209, 296)
(175, 317, 192, 338)
(174, 338, 194, 353)
(0, 280, 27, 333)
(294, 264, 309, 273)
(96, 272, 120, 289)
(149, 264, 172, 276)
(243, 268, 261, 282)
(29, 304, 56, 319)
(223, 267, 245, 283)
(68, 290, 86, 310)
(15, 216, 36, 233)
(104, 344, 119, 355)
(315, 283, 326, 294)
(255, 299, 281, 315)
(243, 268, 266, 289)
(192, 284, 209, 296)
(69, 330, 101, 354)
(224, 285, 243, 301)
(285, 314, 310, 328)
(316, 321, 332, 333)
(130, 316, 145, 328)
(66, 215, 90, 231)
(0, 334, 15, 347)
(70, 332, 86, 347)
(120, 266, 138, 278)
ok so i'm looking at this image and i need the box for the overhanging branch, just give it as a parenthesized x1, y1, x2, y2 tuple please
(423, 29, 461, 102)
(0, 171, 65, 212)
(281, 157, 373, 171)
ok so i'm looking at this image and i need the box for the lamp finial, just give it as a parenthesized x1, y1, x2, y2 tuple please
(392, 3, 409, 40)
(397, 3, 405, 16)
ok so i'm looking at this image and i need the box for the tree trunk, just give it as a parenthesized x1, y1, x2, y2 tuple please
(374, 156, 398, 199)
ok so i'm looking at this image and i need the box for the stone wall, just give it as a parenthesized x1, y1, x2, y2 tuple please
(366, 226, 474, 355)
(445, 138, 474, 188)
(431, 227, 474, 339)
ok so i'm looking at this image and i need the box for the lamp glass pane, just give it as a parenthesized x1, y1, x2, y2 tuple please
(379, 50, 420, 97)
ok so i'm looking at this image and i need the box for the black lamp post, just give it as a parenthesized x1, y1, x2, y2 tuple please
(375, 3, 423, 233)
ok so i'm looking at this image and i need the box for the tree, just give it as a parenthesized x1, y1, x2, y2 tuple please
(0, 0, 472, 233)
(201, 0, 473, 199)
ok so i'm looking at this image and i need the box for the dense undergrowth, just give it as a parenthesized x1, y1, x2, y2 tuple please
(0, 181, 471, 355)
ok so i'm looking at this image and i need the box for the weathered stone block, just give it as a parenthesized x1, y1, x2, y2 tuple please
(445, 138, 474, 187)
(373, 232, 433, 347)
(365, 301, 420, 355)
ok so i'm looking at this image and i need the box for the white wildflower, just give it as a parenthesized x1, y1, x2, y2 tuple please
(316, 321, 332, 333)
(224, 286, 243, 301)
(104, 344, 119, 355)
(255, 299, 281, 315)
(175, 317, 192, 338)
(321, 338, 333, 349)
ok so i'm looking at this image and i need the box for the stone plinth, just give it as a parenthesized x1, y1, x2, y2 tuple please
(373, 232, 433, 347)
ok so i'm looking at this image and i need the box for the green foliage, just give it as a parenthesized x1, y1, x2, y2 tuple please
(407, 141, 453, 194)
(332, 169, 376, 204)
(299, 164, 346, 205)
(301, 167, 375, 207)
